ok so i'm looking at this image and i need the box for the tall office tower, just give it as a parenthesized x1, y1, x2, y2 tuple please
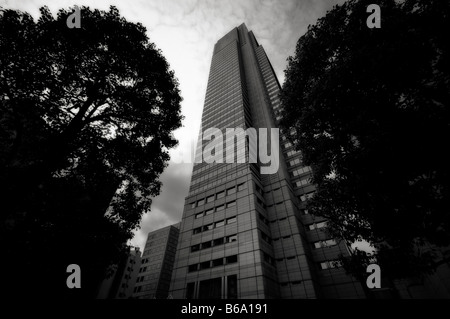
(170, 24, 364, 299)
(133, 223, 180, 299)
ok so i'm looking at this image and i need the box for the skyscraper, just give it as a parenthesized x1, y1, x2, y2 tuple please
(169, 23, 365, 299)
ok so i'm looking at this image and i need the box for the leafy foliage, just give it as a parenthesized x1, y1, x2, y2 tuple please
(0, 6, 182, 298)
(280, 0, 450, 280)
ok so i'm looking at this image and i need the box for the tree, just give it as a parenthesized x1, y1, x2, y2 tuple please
(280, 0, 450, 284)
(0, 6, 182, 298)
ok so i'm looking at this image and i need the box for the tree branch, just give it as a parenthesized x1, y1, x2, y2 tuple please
(85, 100, 107, 121)
(85, 112, 113, 124)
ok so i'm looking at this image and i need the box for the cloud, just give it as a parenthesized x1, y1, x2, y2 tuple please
(130, 161, 192, 250)
(131, 208, 174, 252)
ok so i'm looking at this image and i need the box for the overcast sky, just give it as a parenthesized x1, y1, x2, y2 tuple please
(1, 0, 348, 252)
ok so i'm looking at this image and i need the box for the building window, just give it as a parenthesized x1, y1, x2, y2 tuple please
(237, 183, 246, 191)
(227, 187, 236, 195)
(200, 261, 211, 270)
(226, 201, 236, 208)
(286, 150, 299, 157)
(201, 241, 212, 249)
(216, 204, 224, 211)
(190, 202, 196, 209)
(299, 191, 315, 202)
(206, 195, 215, 203)
(324, 239, 336, 246)
(259, 213, 269, 225)
(291, 166, 311, 177)
(263, 252, 275, 265)
(217, 191, 225, 199)
(198, 277, 222, 299)
(203, 223, 214, 231)
(226, 255, 238, 264)
(308, 221, 327, 230)
(197, 199, 205, 206)
(289, 158, 301, 166)
(192, 216, 236, 235)
(191, 235, 236, 253)
(319, 260, 343, 270)
(195, 212, 203, 219)
(188, 255, 238, 274)
(139, 266, 147, 273)
(227, 234, 238, 243)
(188, 264, 198, 272)
(212, 258, 224, 267)
(215, 220, 225, 227)
(261, 231, 272, 244)
(205, 208, 214, 215)
(314, 239, 337, 248)
(296, 179, 310, 187)
(255, 184, 263, 195)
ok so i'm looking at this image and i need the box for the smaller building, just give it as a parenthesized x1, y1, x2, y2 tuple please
(96, 246, 142, 299)
(133, 223, 180, 299)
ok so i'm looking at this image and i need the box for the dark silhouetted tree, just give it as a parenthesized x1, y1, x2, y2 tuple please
(280, 0, 450, 286)
(0, 6, 182, 298)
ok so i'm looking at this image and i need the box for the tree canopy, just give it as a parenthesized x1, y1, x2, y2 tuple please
(280, 0, 450, 282)
(0, 6, 182, 298)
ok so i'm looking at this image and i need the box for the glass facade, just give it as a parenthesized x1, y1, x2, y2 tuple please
(169, 24, 364, 299)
